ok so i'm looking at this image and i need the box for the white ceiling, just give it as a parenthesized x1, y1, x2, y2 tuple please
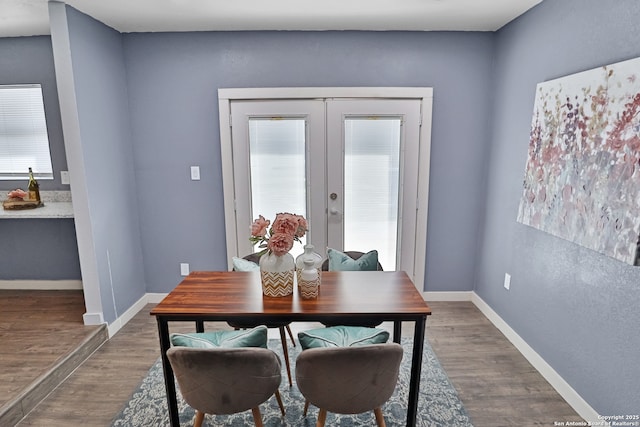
(0, 0, 542, 38)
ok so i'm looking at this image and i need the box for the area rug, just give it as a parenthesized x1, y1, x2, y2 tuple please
(111, 338, 473, 427)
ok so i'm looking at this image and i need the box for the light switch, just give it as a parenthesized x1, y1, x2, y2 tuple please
(180, 263, 189, 276)
(60, 170, 70, 185)
(504, 273, 511, 290)
(190, 166, 200, 180)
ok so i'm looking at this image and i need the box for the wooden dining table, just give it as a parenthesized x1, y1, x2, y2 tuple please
(151, 270, 432, 427)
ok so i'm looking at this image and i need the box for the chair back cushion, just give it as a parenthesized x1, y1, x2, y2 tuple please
(170, 325, 268, 348)
(243, 253, 263, 266)
(298, 326, 389, 349)
(295, 343, 403, 414)
(323, 249, 383, 271)
(232, 256, 260, 271)
(167, 346, 281, 415)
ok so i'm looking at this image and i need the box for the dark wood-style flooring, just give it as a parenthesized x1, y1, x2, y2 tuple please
(2, 291, 584, 426)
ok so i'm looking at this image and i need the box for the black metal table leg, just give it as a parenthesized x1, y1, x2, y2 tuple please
(406, 315, 426, 426)
(393, 320, 402, 343)
(195, 320, 205, 332)
(157, 317, 180, 427)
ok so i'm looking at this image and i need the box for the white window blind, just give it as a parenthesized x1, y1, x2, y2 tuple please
(248, 118, 308, 257)
(344, 118, 401, 270)
(0, 84, 54, 180)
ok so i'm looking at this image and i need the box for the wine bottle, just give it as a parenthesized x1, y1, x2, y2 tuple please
(28, 167, 41, 203)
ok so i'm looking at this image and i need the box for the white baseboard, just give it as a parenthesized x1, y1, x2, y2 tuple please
(0, 280, 83, 290)
(470, 292, 601, 423)
(107, 294, 150, 337)
(146, 293, 168, 304)
(104, 293, 168, 337)
(423, 291, 473, 301)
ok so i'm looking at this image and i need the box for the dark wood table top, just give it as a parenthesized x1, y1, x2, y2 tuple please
(151, 270, 431, 322)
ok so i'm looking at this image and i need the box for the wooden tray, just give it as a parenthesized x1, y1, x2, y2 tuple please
(2, 199, 43, 210)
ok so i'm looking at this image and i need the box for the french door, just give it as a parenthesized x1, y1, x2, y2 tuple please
(325, 99, 421, 271)
(219, 88, 432, 290)
(228, 99, 325, 257)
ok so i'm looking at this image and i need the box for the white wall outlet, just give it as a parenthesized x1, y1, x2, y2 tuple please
(190, 166, 200, 180)
(180, 263, 190, 276)
(504, 273, 511, 290)
(60, 170, 70, 185)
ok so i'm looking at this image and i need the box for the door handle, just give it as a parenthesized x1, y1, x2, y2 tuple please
(329, 207, 340, 215)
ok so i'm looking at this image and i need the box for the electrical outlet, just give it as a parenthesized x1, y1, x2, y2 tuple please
(180, 263, 190, 276)
(190, 166, 200, 180)
(60, 170, 70, 185)
(504, 273, 511, 290)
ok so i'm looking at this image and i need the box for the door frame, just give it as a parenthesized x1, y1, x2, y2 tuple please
(218, 87, 433, 292)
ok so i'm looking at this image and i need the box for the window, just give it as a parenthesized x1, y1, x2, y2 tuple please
(0, 84, 53, 180)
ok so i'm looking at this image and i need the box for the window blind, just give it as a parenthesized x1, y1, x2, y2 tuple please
(0, 84, 54, 180)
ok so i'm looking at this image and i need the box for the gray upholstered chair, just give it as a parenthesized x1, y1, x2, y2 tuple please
(167, 346, 285, 427)
(229, 252, 296, 387)
(295, 343, 403, 427)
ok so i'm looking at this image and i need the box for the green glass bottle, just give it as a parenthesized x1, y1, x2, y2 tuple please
(28, 167, 40, 203)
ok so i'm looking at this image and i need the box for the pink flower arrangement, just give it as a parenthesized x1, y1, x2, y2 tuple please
(7, 189, 27, 200)
(250, 213, 308, 257)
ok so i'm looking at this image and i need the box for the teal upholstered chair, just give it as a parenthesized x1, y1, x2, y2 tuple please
(295, 326, 401, 427)
(168, 325, 285, 427)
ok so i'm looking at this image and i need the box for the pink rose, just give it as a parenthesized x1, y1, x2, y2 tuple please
(271, 213, 299, 236)
(250, 215, 270, 237)
(294, 215, 307, 238)
(267, 232, 294, 256)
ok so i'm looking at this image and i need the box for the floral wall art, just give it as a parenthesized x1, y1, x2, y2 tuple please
(517, 57, 640, 265)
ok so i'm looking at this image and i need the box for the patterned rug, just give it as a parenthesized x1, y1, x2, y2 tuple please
(111, 338, 473, 427)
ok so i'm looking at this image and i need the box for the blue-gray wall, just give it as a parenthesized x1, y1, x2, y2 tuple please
(123, 31, 494, 294)
(0, 219, 80, 280)
(478, 0, 640, 414)
(0, 36, 79, 280)
(58, 6, 146, 321)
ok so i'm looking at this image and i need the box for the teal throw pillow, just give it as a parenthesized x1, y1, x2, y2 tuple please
(298, 325, 390, 349)
(327, 248, 379, 271)
(169, 333, 216, 349)
(170, 325, 268, 348)
(232, 257, 260, 272)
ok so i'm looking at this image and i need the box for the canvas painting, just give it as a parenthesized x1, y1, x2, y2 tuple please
(517, 57, 640, 265)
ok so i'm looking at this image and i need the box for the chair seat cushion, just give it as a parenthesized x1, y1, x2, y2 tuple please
(298, 325, 389, 349)
(327, 248, 379, 271)
(170, 325, 268, 348)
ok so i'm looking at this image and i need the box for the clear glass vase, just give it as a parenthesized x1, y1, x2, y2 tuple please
(259, 252, 295, 297)
(295, 245, 323, 288)
(299, 258, 320, 299)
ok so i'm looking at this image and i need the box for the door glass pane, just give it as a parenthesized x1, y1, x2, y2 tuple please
(344, 118, 401, 270)
(249, 118, 307, 257)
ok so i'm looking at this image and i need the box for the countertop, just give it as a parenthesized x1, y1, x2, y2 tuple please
(0, 191, 74, 219)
